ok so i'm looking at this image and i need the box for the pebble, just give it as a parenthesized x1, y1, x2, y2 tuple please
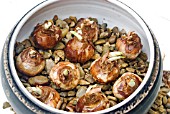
(155, 99, 162, 106)
(78, 66, 85, 79)
(60, 92, 68, 97)
(166, 103, 170, 109)
(120, 69, 126, 75)
(95, 39, 106, 45)
(28, 76, 49, 86)
(84, 74, 95, 84)
(158, 105, 166, 113)
(148, 109, 159, 114)
(54, 42, 65, 50)
(67, 97, 74, 102)
(102, 42, 110, 56)
(168, 98, 170, 103)
(68, 91, 76, 97)
(95, 45, 103, 53)
(61, 103, 67, 110)
(107, 96, 117, 101)
(15, 42, 25, 54)
(151, 104, 158, 110)
(78, 79, 90, 85)
(105, 91, 113, 95)
(109, 100, 117, 107)
(2, 102, 11, 109)
(56, 99, 63, 109)
(82, 62, 91, 69)
(108, 35, 116, 44)
(121, 63, 128, 68)
(101, 84, 111, 91)
(126, 67, 135, 73)
(92, 53, 100, 60)
(167, 109, 170, 112)
(148, 71, 170, 114)
(63, 98, 68, 103)
(163, 96, 168, 105)
(76, 86, 87, 98)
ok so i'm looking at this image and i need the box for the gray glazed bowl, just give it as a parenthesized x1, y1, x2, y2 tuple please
(1, 0, 162, 114)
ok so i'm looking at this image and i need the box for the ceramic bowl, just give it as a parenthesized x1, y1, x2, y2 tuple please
(1, 0, 162, 114)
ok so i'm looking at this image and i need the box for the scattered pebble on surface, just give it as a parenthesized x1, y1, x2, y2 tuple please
(147, 71, 170, 114)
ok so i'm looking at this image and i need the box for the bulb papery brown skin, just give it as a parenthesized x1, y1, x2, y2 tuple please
(64, 37, 95, 64)
(116, 31, 143, 59)
(50, 61, 80, 90)
(90, 52, 120, 84)
(31, 20, 62, 50)
(16, 47, 45, 76)
(75, 87, 109, 112)
(64, 18, 99, 64)
(27, 86, 60, 108)
(75, 18, 99, 42)
(112, 72, 142, 100)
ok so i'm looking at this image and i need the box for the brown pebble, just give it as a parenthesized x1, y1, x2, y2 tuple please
(155, 99, 162, 106)
(107, 96, 117, 101)
(151, 104, 158, 110)
(163, 96, 168, 105)
(76, 86, 87, 98)
(95, 45, 103, 53)
(85, 74, 95, 84)
(109, 100, 117, 107)
(148, 109, 159, 114)
(95, 39, 106, 45)
(10, 107, 14, 111)
(23, 83, 31, 87)
(108, 35, 116, 44)
(82, 62, 91, 69)
(160, 87, 170, 93)
(102, 42, 110, 56)
(166, 103, 170, 109)
(158, 105, 166, 113)
(121, 63, 128, 68)
(167, 109, 170, 112)
(67, 97, 74, 102)
(53, 42, 65, 50)
(78, 79, 90, 85)
(68, 91, 76, 97)
(56, 99, 63, 109)
(60, 92, 68, 97)
(101, 84, 111, 91)
(61, 103, 67, 110)
(105, 91, 113, 95)
(63, 98, 68, 103)
(159, 91, 167, 96)
(3, 102, 11, 109)
(167, 98, 170, 103)
(92, 53, 101, 60)
(28, 76, 49, 86)
(78, 66, 85, 79)
(126, 67, 135, 73)
(120, 69, 126, 75)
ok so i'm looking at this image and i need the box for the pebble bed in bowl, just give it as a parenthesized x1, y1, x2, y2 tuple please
(1, 0, 162, 114)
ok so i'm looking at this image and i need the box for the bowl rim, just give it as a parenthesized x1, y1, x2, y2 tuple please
(8, 0, 155, 113)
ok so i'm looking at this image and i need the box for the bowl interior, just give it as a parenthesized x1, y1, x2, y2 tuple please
(9, 0, 154, 113)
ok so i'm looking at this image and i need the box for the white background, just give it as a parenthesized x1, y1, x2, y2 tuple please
(0, 0, 170, 113)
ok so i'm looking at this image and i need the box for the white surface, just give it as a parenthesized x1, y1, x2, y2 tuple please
(0, 0, 170, 113)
